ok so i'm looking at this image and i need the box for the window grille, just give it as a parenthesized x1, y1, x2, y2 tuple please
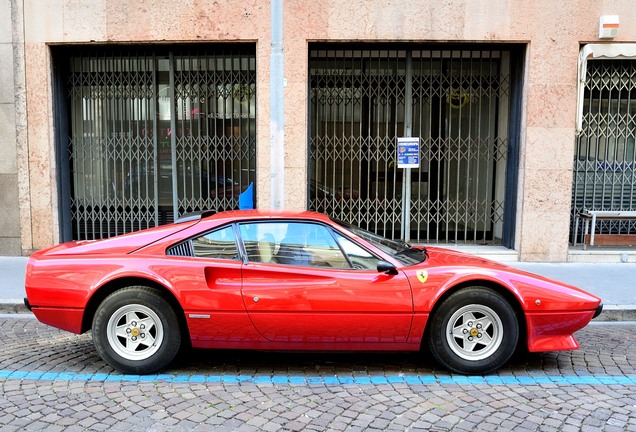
(573, 59, 636, 241)
(63, 45, 256, 240)
(309, 47, 511, 244)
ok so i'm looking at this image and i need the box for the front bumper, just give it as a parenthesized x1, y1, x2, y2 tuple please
(593, 303, 603, 319)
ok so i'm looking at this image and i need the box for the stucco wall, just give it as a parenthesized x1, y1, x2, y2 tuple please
(287, 0, 636, 261)
(8, 0, 636, 260)
(0, 0, 22, 255)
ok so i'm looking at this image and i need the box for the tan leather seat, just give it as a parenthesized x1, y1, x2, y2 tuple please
(257, 233, 276, 263)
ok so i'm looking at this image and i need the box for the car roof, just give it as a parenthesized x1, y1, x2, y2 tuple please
(198, 209, 333, 225)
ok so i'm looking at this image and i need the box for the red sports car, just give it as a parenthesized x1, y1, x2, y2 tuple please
(24, 210, 602, 375)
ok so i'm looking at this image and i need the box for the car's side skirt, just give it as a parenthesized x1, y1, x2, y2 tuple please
(186, 311, 429, 351)
(188, 339, 423, 351)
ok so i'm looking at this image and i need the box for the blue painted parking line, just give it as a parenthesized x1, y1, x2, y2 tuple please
(1, 369, 636, 385)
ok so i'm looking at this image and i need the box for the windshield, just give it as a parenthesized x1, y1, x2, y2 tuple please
(334, 220, 427, 266)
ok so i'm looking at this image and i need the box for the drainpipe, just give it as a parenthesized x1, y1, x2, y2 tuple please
(401, 52, 413, 242)
(270, 0, 285, 209)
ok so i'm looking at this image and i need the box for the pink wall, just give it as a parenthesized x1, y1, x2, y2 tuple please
(15, 0, 636, 260)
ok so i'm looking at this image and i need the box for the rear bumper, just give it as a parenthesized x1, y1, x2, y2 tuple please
(29, 306, 84, 334)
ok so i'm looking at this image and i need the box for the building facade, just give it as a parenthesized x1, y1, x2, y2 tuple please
(1, 0, 635, 261)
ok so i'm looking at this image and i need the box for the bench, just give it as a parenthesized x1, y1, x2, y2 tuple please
(575, 210, 636, 249)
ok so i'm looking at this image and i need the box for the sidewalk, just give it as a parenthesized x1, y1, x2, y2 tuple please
(0, 257, 29, 313)
(2, 256, 635, 320)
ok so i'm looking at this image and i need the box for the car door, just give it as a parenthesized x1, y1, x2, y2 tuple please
(174, 224, 265, 346)
(238, 221, 414, 345)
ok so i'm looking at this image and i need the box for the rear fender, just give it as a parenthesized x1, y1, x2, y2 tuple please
(81, 275, 187, 338)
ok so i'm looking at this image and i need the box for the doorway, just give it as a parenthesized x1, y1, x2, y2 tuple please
(55, 45, 256, 241)
(309, 44, 522, 245)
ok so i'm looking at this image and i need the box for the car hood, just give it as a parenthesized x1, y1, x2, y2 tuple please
(418, 246, 582, 288)
(422, 246, 510, 269)
(405, 246, 601, 312)
(31, 219, 199, 258)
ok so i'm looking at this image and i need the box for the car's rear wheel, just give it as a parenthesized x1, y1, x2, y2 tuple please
(92, 286, 181, 374)
(428, 287, 519, 375)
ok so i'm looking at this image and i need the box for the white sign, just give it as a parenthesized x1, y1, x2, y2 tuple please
(397, 137, 420, 169)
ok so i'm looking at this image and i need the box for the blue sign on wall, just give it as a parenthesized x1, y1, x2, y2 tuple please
(397, 137, 420, 168)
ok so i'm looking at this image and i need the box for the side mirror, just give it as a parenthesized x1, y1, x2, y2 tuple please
(377, 260, 398, 275)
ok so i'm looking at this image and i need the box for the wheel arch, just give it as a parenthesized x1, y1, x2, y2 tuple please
(81, 277, 189, 343)
(423, 279, 527, 351)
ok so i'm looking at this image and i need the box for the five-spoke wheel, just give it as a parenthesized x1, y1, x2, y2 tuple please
(428, 287, 519, 374)
(446, 304, 504, 361)
(93, 286, 181, 374)
(106, 304, 164, 361)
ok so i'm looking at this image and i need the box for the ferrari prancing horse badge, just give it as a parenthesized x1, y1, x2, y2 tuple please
(416, 270, 428, 284)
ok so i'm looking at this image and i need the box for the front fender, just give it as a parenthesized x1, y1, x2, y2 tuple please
(408, 264, 601, 353)
(409, 266, 524, 313)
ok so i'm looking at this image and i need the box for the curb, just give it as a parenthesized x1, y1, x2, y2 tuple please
(2, 302, 635, 322)
(0, 301, 29, 314)
(594, 305, 636, 322)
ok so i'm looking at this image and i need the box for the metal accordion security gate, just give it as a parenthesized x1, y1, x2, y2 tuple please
(573, 59, 636, 241)
(59, 45, 256, 241)
(309, 46, 512, 244)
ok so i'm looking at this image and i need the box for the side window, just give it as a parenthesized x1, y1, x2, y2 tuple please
(239, 223, 279, 264)
(298, 223, 350, 268)
(192, 226, 239, 260)
(239, 221, 351, 268)
(334, 233, 381, 270)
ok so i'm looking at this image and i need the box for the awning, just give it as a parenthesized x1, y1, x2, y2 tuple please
(576, 43, 636, 133)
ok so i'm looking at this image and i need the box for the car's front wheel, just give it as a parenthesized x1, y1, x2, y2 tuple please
(92, 286, 181, 374)
(428, 287, 519, 375)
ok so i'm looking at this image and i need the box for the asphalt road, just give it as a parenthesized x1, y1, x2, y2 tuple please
(1, 316, 636, 431)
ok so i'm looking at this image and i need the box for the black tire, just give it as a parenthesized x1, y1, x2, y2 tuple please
(427, 287, 519, 375)
(92, 286, 181, 374)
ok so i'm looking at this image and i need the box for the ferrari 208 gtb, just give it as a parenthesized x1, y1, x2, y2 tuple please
(24, 210, 603, 375)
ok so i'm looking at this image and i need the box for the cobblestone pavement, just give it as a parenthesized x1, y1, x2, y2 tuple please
(1, 316, 636, 431)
